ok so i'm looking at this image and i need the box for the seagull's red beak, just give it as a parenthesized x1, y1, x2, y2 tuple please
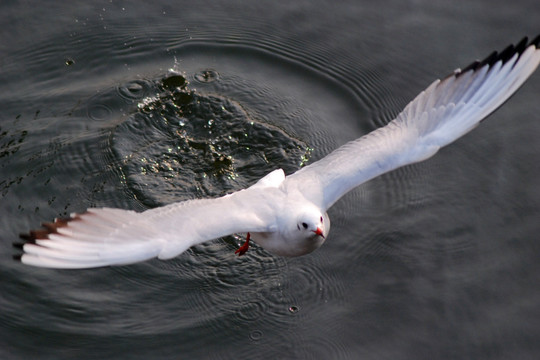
(313, 227, 325, 238)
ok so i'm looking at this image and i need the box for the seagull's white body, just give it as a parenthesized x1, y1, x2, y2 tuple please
(17, 36, 540, 269)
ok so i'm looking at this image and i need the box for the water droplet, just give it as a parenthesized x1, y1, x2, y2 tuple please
(288, 305, 299, 314)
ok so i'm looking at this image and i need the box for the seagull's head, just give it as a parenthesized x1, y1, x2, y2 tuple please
(285, 205, 330, 256)
(252, 203, 330, 257)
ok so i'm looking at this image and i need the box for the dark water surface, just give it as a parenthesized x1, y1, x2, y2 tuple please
(1, 1, 539, 359)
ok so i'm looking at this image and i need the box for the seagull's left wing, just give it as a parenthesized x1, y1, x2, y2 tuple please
(286, 36, 540, 211)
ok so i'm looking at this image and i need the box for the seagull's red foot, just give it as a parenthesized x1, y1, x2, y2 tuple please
(235, 232, 251, 256)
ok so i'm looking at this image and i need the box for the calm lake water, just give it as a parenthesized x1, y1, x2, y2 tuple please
(1, 1, 539, 359)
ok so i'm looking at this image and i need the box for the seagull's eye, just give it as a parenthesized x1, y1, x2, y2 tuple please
(302, 222, 308, 229)
(320, 216, 323, 223)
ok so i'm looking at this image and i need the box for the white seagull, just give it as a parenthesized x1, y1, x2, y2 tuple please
(16, 36, 540, 269)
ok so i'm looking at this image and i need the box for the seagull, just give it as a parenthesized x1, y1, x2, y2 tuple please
(15, 36, 540, 269)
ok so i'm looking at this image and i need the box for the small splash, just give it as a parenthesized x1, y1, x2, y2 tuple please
(299, 147, 313, 167)
(113, 71, 311, 205)
(194, 69, 219, 83)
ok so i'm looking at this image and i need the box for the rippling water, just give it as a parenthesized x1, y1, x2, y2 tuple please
(1, 1, 540, 359)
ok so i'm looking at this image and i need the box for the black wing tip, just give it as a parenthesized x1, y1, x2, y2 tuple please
(455, 34, 540, 78)
(19, 230, 49, 242)
(13, 239, 26, 262)
(15, 233, 39, 261)
(13, 243, 24, 262)
(16, 216, 76, 260)
(18, 216, 75, 242)
(14, 213, 89, 263)
(532, 34, 540, 47)
(459, 60, 480, 74)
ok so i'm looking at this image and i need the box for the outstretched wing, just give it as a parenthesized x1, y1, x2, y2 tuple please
(16, 171, 285, 268)
(286, 36, 540, 210)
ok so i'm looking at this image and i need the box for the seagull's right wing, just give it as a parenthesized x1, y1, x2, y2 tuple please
(16, 170, 286, 269)
(286, 36, 540, 211)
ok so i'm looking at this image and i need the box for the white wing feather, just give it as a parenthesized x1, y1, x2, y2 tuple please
(19, 170, 285, 268)
(286, 37, 540, 210)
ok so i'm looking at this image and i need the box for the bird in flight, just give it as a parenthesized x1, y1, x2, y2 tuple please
(15, 35, 540, 269)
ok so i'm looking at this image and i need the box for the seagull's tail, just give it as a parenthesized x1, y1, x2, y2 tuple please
(14, 208, 164, 269)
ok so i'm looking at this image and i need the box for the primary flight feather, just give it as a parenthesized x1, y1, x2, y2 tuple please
(15, 35, 540, 269)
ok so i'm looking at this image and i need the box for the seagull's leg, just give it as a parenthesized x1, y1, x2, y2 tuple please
(235, 232, 250, 256)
